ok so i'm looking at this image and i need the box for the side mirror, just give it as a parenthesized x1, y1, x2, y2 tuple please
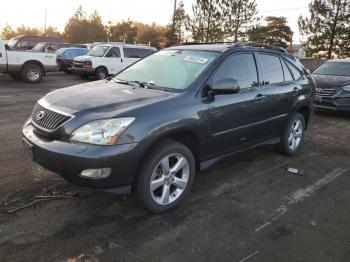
(211, 78, 240, 95)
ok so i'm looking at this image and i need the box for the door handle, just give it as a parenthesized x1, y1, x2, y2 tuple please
(254, 94, 265, 101)
(292, 87, 299, 95)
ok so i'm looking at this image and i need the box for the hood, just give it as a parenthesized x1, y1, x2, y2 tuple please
(312, 74, 350, 89)
(41, 80, 176, 115)
(74, 55, 93, 61)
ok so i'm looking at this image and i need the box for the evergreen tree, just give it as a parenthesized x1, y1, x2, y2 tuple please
(299, 0, 350, 58)
(166, 1, 189, 46)
(247, 16, 292, 49)
(87, 11, 107, 42)
(108, 19, 137, 43)
(188, 0, 224, 42)
(222, 0, 259, 41)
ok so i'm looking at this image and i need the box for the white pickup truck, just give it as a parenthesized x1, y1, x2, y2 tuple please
(0, 37, 57, 83)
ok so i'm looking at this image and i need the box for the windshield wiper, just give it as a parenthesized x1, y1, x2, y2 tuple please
(112, 78, 157, 89)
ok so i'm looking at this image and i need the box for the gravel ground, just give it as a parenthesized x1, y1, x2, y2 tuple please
(0, 72, 349, 262)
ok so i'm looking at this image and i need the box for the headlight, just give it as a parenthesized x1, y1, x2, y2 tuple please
(342, 85, 350, 92)
(70, 118, 135, 145)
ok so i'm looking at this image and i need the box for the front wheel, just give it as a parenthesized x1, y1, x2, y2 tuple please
(95, 67, 108, 80)
(277, 113, 305, 155)
(136, 140, 195, 213)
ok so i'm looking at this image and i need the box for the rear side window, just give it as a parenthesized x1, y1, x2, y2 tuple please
(281, 60, 294, 81)
(286, 61, 302, 80)
(123, 48, 154, 58)
(213, 53, 258, 89)
(259, 54, 284, 84)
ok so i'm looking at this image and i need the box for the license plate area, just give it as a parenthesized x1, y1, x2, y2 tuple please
(22, 138, 35, 161)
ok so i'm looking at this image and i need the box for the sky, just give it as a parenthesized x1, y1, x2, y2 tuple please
(0, 0, 311, 43)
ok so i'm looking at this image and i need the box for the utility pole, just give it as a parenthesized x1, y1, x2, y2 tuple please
(44, 9, 47, 35)
(172, 0, 177, 35)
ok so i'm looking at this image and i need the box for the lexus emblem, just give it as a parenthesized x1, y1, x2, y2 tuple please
(36, 111, 45, 121)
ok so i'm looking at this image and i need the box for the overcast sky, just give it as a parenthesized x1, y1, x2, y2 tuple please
(0, 0, 311, 43)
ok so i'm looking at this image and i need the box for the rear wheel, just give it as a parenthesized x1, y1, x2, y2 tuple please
(136, 140, 195, 213)
(95, 67, 108, 80)
(277, 113, 305, 155)
(21, 64, 43, 83)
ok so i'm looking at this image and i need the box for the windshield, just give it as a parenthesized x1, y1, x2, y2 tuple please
(116, 50, 219, 91)
(87, 46, 109, 57)
(7, 38, 18, 48)
(313, 62, 350, 76)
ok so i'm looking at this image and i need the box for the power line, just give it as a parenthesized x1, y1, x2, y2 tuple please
(260, 6, 309, 13)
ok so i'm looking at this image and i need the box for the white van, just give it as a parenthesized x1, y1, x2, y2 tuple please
(72, 43, 156, 80)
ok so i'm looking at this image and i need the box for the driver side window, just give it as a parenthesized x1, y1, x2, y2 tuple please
(105, 47, 121, 58)
(213, 53, 259, 89)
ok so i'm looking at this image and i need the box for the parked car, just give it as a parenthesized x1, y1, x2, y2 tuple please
(56, 48, 89, 73)
(71, 43, 156, 80)
(22, 43, 314, 213)
(313, 59, 350, 112)
(0, 37, 57, 83)
(32, 42, 88, 53)
(7, 35, 64, 51)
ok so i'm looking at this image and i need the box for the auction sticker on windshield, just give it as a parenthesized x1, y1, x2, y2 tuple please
(184, 56, 209, 64)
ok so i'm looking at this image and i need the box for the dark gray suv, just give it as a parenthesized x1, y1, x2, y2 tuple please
(22, 43, 315, 213)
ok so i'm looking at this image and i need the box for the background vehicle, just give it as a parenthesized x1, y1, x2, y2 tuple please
(32, 42, 88, 53)
(313, 59, 350, 112)
(0, 37, 57, 83)
(72, 43, 156, 80)
(56, 47, 89, 73)
(7, 35, 64, 51)
(23, 43, 314, 213)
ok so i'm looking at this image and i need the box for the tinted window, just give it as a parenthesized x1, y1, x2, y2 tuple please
(260, 54, 284, 84)
(105, 47, 120, 58)
(281, 60, 294, 81)
(213, 53, 258, 89)
(286, 61, 302, 79)
(313, 62, 350, 76)
(123, 48, 154, 58)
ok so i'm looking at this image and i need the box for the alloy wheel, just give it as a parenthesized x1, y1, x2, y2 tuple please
(288, 118, 303, 150)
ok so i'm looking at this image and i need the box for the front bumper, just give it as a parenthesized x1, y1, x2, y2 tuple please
(71, 67, 95, 75)
(22, 123, 144, 190)
(314, 92, 350, 112)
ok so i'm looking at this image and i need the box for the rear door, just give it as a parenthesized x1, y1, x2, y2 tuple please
(103, 47, 123, 74)
(206, 52, 270, 157)
(251, 53, 292, 138)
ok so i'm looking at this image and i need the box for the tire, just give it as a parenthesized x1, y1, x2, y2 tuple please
(277, 113, 305, 155)
(9, 72, 22, 80)
(136, 140, 196, 213)
(95, 67, 108, 80)
(21, 63, 43, 83)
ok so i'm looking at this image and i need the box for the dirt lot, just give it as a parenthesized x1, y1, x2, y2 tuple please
(0, 72, 349, 262)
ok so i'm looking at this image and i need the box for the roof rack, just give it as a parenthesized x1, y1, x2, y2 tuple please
(235, 42, 288, 53)
(175, 41, 238, 46)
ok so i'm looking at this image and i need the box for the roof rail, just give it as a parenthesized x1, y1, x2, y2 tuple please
(174, 42, 238, 46)
(236, 42, 288, 53)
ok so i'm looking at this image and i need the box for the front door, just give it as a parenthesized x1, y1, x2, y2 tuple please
(104, 47, 123, 75)
(205, 52, 269, 158)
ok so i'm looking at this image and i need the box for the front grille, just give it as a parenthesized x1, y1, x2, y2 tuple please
(73, 61, 83, 68)
(31, 103, 71, 131)
(315, 88, 338, 97)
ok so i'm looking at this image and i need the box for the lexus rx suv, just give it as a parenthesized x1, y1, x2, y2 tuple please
(22, 43, 315, 213)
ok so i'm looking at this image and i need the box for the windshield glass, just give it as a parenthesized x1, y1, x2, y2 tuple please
(313, 62, 350, 76)
(7, 38, 18, 48)
(87, 46, 109, 57)
(116, 50, 219, 91)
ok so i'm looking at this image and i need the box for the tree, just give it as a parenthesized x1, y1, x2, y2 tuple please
(86, 11, 107, 42)
(136, 22, 167, 49)
(222, 0, 259, 41)
(247, 16, 292, 49)
(108, 19, 137, 43)
(15, 25, 41, 36)
(299, 0, 350, 58)
(1, 24, 16, 40)
(44, 26, 61, 37)
(63, 6, 89, 43)
(166, 1, 189, 46)
(188, 0, 224, 42)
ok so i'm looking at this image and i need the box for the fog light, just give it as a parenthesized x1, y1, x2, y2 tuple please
(80, 168, 111, 179)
